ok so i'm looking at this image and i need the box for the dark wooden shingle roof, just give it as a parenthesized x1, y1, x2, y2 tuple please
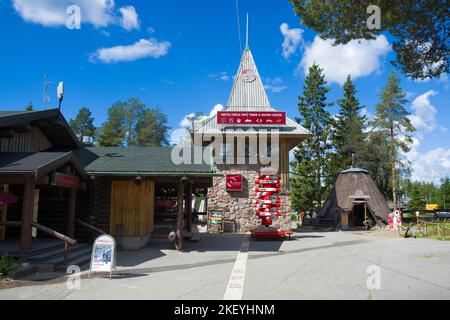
(0, 109, 81, 149)
(0, 152, 86, 179)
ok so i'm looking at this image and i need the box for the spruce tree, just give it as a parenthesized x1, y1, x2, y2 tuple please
(372, 71, 415, 209)
(330, 75, 367, 175)
(291, 64, 333, 214)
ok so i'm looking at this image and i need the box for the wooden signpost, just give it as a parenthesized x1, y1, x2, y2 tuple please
(207, 211, 224, 233)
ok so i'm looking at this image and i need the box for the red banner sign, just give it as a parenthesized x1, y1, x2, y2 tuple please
(226, 174, 243, 191)
(52, 172, 80, 188)
(217, 111, 286, 125)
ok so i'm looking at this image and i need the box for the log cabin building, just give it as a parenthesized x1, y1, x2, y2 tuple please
(0, 110, 214, 251)
(0, 45, 309, 252)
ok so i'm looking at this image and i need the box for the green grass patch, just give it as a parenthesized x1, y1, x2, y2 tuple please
(0, 256, 20, 278)
(403, 222, 450, 241)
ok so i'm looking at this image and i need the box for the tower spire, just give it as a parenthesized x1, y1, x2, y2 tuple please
(245, 13, 249, 49)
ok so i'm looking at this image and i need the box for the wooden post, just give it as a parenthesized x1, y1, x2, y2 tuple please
(67, 188, 77, 238)
(175, 180, 185, 251)
(186, 182, 193, 233)
(20, 180, 35, 251)
(32, 189, 40, 238)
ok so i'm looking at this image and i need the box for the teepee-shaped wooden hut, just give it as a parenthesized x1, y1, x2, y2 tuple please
(318, 167, 389, 229)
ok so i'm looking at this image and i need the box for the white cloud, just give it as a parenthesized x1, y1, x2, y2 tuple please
(119, 5, 140, 31)
(280, 23, 304, 59)
(13, 0, 116, 27)
(264, 77, 287, 93)
(409, 90, 439, 135)
(146, 27, 156, 34)
(410, 147, 450, 184)
(401, 91, 449, 183)
(179, 104, 224, 128)
(172, 104, 224, 146)
(299, 35, 391, 84)
(90, 38, 171, 63)
(13, 0, 142, 31)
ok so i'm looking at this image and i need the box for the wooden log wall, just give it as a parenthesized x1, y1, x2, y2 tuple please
(109, 180, 155, 237)
(0, 127, 52, 152)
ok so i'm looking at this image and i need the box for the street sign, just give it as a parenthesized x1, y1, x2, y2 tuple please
(217, 111, 286, 125)
(226, 174, 243, 191)
(51, 172, 80, 188)
(89, 234, 116, 279)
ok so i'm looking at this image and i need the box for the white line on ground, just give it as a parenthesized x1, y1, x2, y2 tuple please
(223, 233, 250, 300)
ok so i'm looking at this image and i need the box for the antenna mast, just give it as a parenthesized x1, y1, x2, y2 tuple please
(42, 75, 52, 109)
(235, 0, 243, 54)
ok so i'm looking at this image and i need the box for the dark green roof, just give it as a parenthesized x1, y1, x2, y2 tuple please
(74, 147, 214, 176)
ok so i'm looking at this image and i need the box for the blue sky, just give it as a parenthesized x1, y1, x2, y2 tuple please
(0, 0, 448, 183)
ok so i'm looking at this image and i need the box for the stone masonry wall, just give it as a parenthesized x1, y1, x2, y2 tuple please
(207, 164, 292, 232)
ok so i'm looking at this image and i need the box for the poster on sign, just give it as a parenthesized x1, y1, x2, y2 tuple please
(89, 234, 116, 279)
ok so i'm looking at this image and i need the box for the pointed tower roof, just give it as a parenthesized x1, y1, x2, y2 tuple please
(196, 47, 310, 141)
(226, 47, 271, 110)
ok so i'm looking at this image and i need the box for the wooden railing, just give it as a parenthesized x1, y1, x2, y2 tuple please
(75, 218, 105, 235)
(31, 222, 76, 265)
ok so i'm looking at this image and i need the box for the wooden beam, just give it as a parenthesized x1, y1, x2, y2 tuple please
(175, 180, 185, 251)
(0, 174, 33, 184)
(20, 180, 35, 251)
(31, 222, 76, 245)
(67, 188, 77, 238)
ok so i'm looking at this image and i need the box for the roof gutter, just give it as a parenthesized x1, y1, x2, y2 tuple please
(86, 171, 223, 177)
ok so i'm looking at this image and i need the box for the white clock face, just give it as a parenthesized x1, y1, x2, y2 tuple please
(242, 68, 256, 82)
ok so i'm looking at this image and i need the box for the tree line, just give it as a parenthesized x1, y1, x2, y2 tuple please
(291, 64, 417, 213)
(68, 98, 170, 147)
(407, 178, 450, 210)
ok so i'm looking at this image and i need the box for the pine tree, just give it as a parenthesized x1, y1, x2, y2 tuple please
(25, 102, 33, 111)
(69, 107, 96, 140)
(330, 75, 367, 175)
(372, 72, 415, 209)
(99, 102, 127, 147)
(291, 64, 333, 214)
(440, 178, 450, 209)
(365, 131, 391, 198)
(136, 108, 170, 147)
(99, 98, 170, 147)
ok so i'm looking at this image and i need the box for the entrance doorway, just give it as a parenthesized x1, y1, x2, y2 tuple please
(349, 202, 376, 229)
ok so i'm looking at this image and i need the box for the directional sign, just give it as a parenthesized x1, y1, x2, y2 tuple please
(217, 111, 286, 125)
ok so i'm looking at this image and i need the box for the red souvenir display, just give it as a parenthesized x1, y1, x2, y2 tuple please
(254, 173, 282, 228)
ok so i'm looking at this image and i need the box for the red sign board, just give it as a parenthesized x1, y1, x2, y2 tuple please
(226, 174, 243, 191)
(217, 111, 286, 125)
(52, 172, 80, 188)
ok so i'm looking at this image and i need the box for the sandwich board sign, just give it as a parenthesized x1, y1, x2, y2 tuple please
(88, 234, 116, 279)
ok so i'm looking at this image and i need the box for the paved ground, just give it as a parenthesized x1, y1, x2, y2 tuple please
(1, 230, 449, 300)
